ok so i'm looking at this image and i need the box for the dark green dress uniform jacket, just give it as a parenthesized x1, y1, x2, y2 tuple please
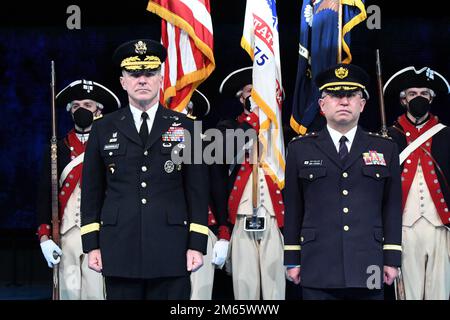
(80, 104, 209, 279)
(284, 126, 402, 288)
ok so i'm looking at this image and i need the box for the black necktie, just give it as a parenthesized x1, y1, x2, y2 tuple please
(339, 136, 348, 161)
(139, 112, 149, 145)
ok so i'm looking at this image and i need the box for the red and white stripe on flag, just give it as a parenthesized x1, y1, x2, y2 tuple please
(147, 0, 215, 112)
(241, 0, 286, 189)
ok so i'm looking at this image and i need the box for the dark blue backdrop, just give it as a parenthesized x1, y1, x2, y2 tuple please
(0, 0, 448, 230)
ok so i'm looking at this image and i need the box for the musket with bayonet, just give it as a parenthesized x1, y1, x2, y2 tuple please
(50, 61, 60, 300)
(375, 49, 388, 137)
(375, 51, 406, 300)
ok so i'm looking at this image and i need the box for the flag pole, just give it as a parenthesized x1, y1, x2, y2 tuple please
(337, 0, 343, 63)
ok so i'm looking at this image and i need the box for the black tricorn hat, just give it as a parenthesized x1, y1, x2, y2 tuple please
(112, 39, 167, 72)
(56, 79, 121, 113)
(383, 66, 450, 96)
(186, 89, 210, 119)
(219, 66, 252, 98)
(315, 63, 370, 99)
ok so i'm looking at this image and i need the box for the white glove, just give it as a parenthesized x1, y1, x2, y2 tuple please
(40, 240, 62, 268)
(211, 239, 229, 269)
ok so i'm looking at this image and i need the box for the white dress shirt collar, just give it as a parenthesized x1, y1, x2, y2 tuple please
(129, 102, 159, 133)
(327, 125, 358, 153)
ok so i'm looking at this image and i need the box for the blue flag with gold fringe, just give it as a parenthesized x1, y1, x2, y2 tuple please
(290, 0, 367, 135)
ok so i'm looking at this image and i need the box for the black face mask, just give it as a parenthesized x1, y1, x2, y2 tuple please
(73, 107, 94, 129)
(244, 96, 252, 112)
(407, 96, 431, 119)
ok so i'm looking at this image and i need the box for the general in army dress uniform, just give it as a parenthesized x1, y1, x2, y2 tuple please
(284, 64, 402, 300)
(80, 39, 209, 300)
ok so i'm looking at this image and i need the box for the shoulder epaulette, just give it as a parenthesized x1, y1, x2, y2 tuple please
(366, 131, 393, 140)
(289, 131, 318, 143)
(93, 114, 103, 121)
(186, 114, 197, 120)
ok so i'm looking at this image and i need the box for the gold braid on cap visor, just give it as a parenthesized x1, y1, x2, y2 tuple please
(325, 86, 358, 91)
(121, 56, 161, 70)
(319, 82, 365, 91)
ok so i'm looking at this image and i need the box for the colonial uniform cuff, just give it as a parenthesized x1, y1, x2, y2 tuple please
(218, 225, 231, 241)
(37, 224, 51, 240)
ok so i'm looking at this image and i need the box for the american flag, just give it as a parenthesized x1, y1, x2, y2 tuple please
(147, 0, 215, 112)
(241, 0, 285, 189)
